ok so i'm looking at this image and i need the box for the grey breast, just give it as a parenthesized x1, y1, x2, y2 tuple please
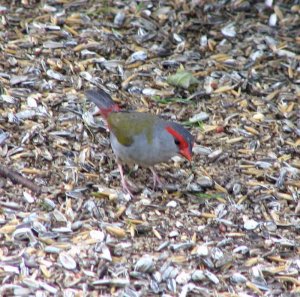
(110, 121, 179, 167)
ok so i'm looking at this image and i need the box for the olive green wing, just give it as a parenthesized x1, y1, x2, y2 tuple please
(107, 112, 156, 146)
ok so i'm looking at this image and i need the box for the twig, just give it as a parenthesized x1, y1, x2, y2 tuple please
(0, 165, 41, 195)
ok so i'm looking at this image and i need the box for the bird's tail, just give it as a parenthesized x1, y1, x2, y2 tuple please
(85, 89, 120, 119)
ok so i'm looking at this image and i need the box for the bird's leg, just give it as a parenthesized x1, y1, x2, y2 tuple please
(150, 167, 163, 189)
(117, 163, 133, 196)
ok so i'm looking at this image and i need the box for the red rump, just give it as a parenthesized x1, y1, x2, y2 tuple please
(98, 105, 120, 119)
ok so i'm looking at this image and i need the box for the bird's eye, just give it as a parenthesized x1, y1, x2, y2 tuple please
(174, 139, 180, 146)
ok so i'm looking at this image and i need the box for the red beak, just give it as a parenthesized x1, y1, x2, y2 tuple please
(180, 147, 192, 161)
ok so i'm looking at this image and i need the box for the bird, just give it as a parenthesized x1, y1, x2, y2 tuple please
(86, 88, 194, 195)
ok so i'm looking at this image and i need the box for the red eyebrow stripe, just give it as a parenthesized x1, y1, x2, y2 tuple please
(165, 126, 188, 150)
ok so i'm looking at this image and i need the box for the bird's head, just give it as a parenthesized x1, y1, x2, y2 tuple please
(165, 124, 194, 161)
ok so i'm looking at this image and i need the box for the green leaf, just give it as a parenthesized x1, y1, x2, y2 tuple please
(167, 70, 199, 89)
(182, 120, 204, 129)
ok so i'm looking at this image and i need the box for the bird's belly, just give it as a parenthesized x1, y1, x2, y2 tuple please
(110, 133, 174, 167)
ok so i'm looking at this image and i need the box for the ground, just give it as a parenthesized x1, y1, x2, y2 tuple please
(0, 0, 299, 296)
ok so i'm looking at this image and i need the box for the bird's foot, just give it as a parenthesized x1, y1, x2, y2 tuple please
(118, 163, 135, 197)
(120, 179, 134, 197)
(150, 167, 164, 190)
